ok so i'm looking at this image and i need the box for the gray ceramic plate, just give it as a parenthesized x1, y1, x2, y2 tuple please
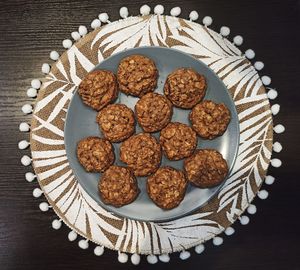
(65, 47, 239, 222)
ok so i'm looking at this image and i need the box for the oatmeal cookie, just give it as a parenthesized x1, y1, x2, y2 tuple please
(78, 70, 118, 111)
(98, 166, 139, 207)
(164, 68, 206, 109)
(77, 137, 114, 172)
(147, 167, 187, 210)
(96, 104, 135, 142)
(117, 55, 158, 97)
(135, 92, 173, 133)
(160, 122, 197, 160)
(189, 100, 231, 139)
(184, 149, 228, 188)
(120, 133, 161, 176)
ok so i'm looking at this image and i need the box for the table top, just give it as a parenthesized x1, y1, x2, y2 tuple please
(0, 0, 299, 269)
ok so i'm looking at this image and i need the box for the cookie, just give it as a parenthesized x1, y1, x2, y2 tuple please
(189, 100, 231, 139)
(98, 165, 140, 207)
(164, 68, 206, 109)
(135, 92, 173, 133)
(78, 70, 118, 111)
(147, 166, 187, 210)
(76, 137, 114, 172)
(97, 104, 135, 142)
(160, 122, 197, 160)
(120, 133, 162, 176)
(117, 55, 158, 97)
(184, 149, 228, 188)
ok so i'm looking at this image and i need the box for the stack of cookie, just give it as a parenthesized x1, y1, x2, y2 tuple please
(76, 54, 231, 210)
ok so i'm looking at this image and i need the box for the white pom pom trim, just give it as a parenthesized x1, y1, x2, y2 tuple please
(274, 124, 285, 134)
(41, 63, 51, 74)
(224, 227, 235, 236)
(91, 19, 101, 29)
(202, 16, 213, 26)
(31, 79, 41, 89)
(33, 188, 43, 198)
(22, 104, 33, 114)
(78, 239, 89, 249)
(239, 215, 250, 225)
(39, 202, 51, 212)
(71, 31, 81, 41)
(265, 175, 275, 185)
(118, 252, 128, 263)
(119, 7, 129, 19)
(18, 140, 30, 150)
(62, 39, 72, 49)
(98, 13, 110, 23)
(154, 5, 164, 15)
(189, 11, 199, 21)
(194, 244, 205, 254)
(25, 172, 36, 182)
(233, 35, 243, 46)
(50, 51, 59, 61)
(19, 122, 30, 132)
(262, 75, 271, 86)
(78, 25, 88, 36)
(212, 236, 223, 246)
(271, 104, 280, 115)
(220, 26, 230, 36)
(273, 142, 282, 153)
(159, 254, 170, 262)
(94, 246, 104, 256)
(254, 61, 264, 71)
(27, 88, 37, 98)
(271, 158, 282, 168)
(52, 219, 62, 230)
(245, 49, 255, 59)
(68, 231, 78, 241)
(179, 250, 191, 260)
(21, 155, 32, 166)
(130, 253, 141, 265)
(258, 190, 269, 200)
(140, 5, 151, 16)
(247, 204, 257, 215)
(267, 88, 278, 99)
(170, 7, 181, 17)
(147, 254, 158, 264)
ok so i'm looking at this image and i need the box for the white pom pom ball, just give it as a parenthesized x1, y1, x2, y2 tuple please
(18, 140, 29, 150)
(31, 79, 41, 89)
(22, 104, 33, 114)
(189, 11, 199, 21)
(62, 39, 72, 49)
(224, 227, 235, 236)
(247, 204, 257, 215)
(140, 5, 151, 16)
(19, 122, 30, 132)
(271, 158, 282, 168)
(265, 175, 275, 185)
(68, 231, 78, 241)
(274, 124, 285, 134)
(78, 239, 89, 249)
(271, 104, 280, 115)
(195, 244, 205, 254)
(245, 49, 255, 59)
(27, 88, 37, 98)
(94, 246, 104, 256)
(52, 219, 62, 230)
(159, 254, 170, 262)
(220, 26, 230, 36)
(147, 254, 158, 264)
(21, 155, 31, 166)
(91, 19, 101, 29)
(33, 188, 43, 198)
(25, 172, 36, 182)
(78, 25, 88, 36)
(213, 236, 223, 246)
(39, 202, 50, 212)
(258, 190, 269, 200)
(179, 250, 190, 260)
(202, 16, 213, 26)
(118, 252, 128, 263)
(267, 88, 278, 99)
(131, 253, 140, 265)
(41, 63, 51, 74)
(71, 31, 81, 41)
(99, 13, 109, 23)
(50, 51, 59, 61)
(154, 5, 164, 15)
(119, 7, 129, 18)
(170, 7, 181, 17)
(233, 35, 243, 46)
(262, 75, 271, 86)
(273, 142, 282, 153)
(254, 61, 264, 70)
(239, 215, 250, 225)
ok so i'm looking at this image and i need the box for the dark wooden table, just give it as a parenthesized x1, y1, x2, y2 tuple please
(0, 0, 299, 269)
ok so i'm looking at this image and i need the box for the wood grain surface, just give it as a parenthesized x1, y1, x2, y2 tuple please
(0, 0, 299, 269)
